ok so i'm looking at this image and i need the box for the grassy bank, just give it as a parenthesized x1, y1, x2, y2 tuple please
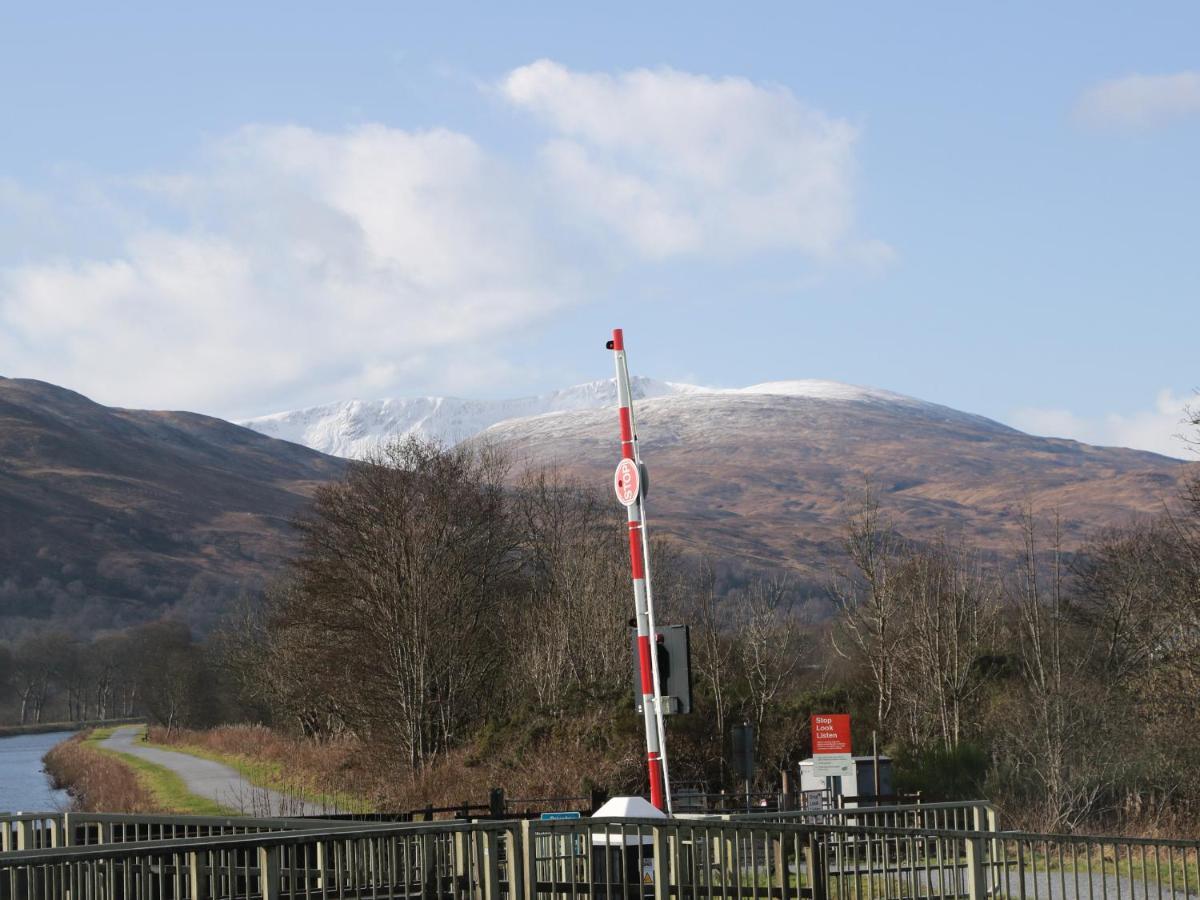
(47, 710, 642, 817)
(147, 725, 373, 814)
(43, 729, 153, 812)
(148, 710, 642, 814)
(44, 727, 232, 815)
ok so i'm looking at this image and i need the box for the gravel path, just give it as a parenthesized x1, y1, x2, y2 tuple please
(100, 725, 329, 817)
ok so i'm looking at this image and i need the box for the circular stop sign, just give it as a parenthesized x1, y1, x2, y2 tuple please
(613, 458, 640, 507)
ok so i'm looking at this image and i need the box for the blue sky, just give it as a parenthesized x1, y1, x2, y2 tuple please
(1, 2, 1197, 456)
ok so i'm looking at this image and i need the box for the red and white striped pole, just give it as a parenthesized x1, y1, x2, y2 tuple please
(608, 327, 671, 813)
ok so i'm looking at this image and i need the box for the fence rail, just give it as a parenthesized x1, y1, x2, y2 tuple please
(738, 800, 998, 833)
(4, 804, 1197, 900)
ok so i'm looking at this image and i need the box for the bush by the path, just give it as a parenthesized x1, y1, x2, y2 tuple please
(43, 731, 154, 812)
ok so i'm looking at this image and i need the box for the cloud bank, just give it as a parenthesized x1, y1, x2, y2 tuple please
(501, 60, 871, 261)
(0, 61, 883, 417)
(1075, 71, 1200, 130)
(2, 125, 561, 417)
(1010, 389, 1196, 459)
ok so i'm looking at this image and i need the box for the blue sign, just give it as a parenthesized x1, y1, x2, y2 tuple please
(539, 811, 582, 820)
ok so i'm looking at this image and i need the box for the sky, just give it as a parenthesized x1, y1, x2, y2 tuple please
(1, 2, 1197, 457)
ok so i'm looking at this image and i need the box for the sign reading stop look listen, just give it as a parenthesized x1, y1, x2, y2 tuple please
(811, 714, 855, 779)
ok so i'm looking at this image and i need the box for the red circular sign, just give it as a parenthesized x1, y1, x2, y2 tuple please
(613, 458, 640, 506)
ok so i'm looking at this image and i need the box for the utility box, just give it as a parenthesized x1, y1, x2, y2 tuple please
(799, 755, 894, 801)
(590, 796, 663, 898)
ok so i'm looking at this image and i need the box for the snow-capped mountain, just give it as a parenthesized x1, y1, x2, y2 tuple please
(240, 375, 1190, 578)
(240, 377, 700, 458)
(241, 377, 1008, 458)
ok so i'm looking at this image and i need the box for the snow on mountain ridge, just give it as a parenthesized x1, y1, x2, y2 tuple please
(242, 377, 1010, 458)
(241, 377, 698, 458)
(734, 380, 901, 401)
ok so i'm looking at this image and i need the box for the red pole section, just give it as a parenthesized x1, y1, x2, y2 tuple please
(609, 327, 666, 811)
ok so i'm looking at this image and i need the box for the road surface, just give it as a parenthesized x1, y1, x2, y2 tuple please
(100, 725, 329, 817)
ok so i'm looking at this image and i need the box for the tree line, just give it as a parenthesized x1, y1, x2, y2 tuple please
(7, 409, 1198, 834)
(0, 620, 233, 730)
(216, 430, 1200, 832)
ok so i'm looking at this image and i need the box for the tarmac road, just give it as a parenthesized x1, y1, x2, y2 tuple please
(100, 724, 329, 817)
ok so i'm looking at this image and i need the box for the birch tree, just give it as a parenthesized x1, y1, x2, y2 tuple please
(831, 491, 906, 729)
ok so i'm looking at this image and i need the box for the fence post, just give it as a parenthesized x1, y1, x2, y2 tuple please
(652, 825, 669, 900)
(965, 834, 986, 900)
(504, 824, 525, 900)
(520, 821, 535, 900)
(806, 830, 827, 900)
(423, 832, 439, 896)
(189, 850, 209, 898)
(483, 830, 501, 900)
(722, 828, 738, 889)
(315, 841, 327, 890)
(258, 846, 281, 900)
(975, 803, 1000, 895)
(455, 831, 469, 896)
(470, 829, 487, 900)
(773, 834, 786, 899)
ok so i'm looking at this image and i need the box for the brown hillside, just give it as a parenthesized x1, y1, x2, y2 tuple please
(484, 390, 1193, 579)
(0, 377, 345, 637)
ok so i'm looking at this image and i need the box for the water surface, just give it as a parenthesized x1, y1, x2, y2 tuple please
(0, 730, 75, 812)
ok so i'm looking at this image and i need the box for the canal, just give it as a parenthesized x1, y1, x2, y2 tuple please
(0, 730, 74, 812)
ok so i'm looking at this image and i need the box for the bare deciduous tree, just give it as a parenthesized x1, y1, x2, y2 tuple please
(278, 438, 521, 768)
(1001, 507, 1113, 830)
(831, 490, 905, 729)
(509, 467, 630, 713)
(689, 558, 734, 768)
(895, 541, 999, 750)
(737, 575, 802, 741)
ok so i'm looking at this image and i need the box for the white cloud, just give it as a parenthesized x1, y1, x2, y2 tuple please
(0, 124, 566, 417)
(1075, 71, 1200, 130)
(1010, 389, 1197, 459)
(500, 60, 882, 261)
(1, 62, 887, 418)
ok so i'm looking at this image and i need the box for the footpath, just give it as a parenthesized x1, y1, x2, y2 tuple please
(100, 725, 329, 817)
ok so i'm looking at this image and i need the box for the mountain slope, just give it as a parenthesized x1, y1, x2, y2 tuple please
(241, 377, 702, 457)
(482, 386, 1190, 575)
(0, 377, 345, 636)
(246, 377, 1193, 580)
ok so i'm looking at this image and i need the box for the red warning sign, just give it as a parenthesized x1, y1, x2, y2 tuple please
(614, 458, 640, 506)
(811, 714, 851, 754)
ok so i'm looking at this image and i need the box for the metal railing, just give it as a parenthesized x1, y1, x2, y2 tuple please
(0, 814, 61, 853)
(0, 811, 357, 854)
(740, 800, 998, 833)
(3, 806, 1197, 899)
(1, 817, 520, 900)
(812, 822, 1200, 900)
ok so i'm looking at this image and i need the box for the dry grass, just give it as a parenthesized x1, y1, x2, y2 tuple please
(148, 724, 369, 810)
(149, 709, 645, 814)
(43, 732, 155, 813)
